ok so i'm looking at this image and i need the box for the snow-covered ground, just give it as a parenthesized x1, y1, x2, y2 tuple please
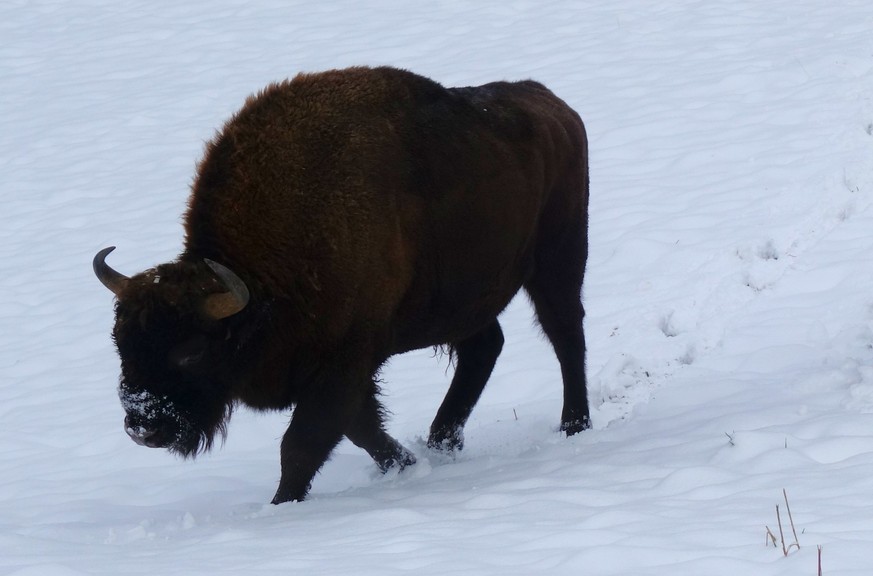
(3, 1, 873, 574)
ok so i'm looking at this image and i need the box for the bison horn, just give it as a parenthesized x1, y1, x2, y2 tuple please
(93, 246, 129, 296)
(203, 259, 250, 319)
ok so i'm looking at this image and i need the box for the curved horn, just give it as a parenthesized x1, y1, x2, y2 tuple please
(203, 259, 250, 319)
(93, 246, 129, 296)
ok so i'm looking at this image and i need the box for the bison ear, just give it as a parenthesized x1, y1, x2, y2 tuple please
(93, 246, 129, 296)
(202, 259, 250, 320)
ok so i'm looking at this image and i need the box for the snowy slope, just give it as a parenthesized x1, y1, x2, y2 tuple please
(2, 1, 873, 574)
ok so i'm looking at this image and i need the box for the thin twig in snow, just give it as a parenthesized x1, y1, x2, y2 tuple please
(772, 490, 800, 557)
(776, 504, 788, 556)
(783, 489, 800, 552)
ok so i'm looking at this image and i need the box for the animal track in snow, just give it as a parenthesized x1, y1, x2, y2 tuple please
(658, 313, 679, 338)
(736, 238, 791, 293)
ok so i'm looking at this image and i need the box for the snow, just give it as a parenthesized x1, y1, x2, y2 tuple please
(2, 0, 872, 574)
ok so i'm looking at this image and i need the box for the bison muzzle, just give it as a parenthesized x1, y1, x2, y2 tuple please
(94, 66, 590, 504)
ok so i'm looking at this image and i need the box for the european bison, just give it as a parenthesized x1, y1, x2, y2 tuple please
(94, 66, 589, 504)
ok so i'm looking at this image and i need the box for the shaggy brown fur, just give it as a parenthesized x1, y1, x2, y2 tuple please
(95, 66, 590, 504)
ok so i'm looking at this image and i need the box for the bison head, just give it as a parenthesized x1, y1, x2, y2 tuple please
(94, 247, 249, 457)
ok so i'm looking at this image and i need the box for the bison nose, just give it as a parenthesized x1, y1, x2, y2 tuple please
(124, 416, 159, 447)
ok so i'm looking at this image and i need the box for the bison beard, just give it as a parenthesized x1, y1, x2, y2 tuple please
(94, 66, 590, 504)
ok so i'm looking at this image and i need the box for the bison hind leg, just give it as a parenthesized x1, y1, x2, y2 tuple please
(428, 320, 505, 452)
(524, 219, 591, 435)
(346, 387, 416, 473)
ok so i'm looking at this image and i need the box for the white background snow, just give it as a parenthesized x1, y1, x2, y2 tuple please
(3, 1, 873, 574)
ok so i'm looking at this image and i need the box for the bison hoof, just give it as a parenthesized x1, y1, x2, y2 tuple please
(271, 483, 310, 505)
(377, 448, 417, 474)
(560, 415, 591, 437)
(427, 428, 464, 453)
(396, 449, 417, 470)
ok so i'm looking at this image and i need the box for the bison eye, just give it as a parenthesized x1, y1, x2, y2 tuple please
(169, 335, 208, 369)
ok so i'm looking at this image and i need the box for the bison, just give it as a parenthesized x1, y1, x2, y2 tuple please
(94, 66, 589, 504)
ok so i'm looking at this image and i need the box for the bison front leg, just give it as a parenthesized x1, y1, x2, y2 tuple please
(272, 408, 346, 504)
(271, 377, 366, 504)
(345, 386, 416, 473)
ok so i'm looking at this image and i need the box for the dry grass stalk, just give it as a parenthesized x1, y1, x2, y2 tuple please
(781, 489, 800, 555)
(782, 489, 800, 551)
(776, 504, 788, 555)
(766, 489, 800, 557)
